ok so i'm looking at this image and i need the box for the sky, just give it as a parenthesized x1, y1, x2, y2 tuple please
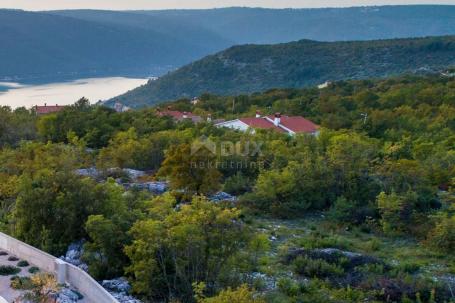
(0, 0, 453, 11)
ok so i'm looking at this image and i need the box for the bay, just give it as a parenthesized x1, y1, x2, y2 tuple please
(0, 77, 149, 108)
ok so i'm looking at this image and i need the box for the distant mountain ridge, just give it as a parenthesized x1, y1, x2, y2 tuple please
(110, 36, 455, 107)
(1, 6, 455, 82)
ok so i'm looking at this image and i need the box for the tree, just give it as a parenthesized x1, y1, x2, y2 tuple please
(425, 214, 455, 253)
(97, 127, 155, 170)
(83, 188, 150, 279)
(13, 171, 125, 254)
(376, 191, 418, 235)
(158, 143, 221, 196)
(125, 195, 248, 301)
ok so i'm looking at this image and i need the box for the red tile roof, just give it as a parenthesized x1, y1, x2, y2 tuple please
(236, 115, 319, 134)
(35, 105, 66, 115)
(157, 110, 202, 123)
(267, 115, 319, 133)
(239, 117, 285, 132)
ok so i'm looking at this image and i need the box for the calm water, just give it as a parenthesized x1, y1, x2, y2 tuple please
(0, 77, 149, 108)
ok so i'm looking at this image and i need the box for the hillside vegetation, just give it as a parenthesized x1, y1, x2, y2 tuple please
(2, 5, 455, 82)
(1, 74, 454, 302)
(111, 36, 455, 107)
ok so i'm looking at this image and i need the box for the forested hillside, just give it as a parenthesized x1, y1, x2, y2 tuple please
(1, 74, 454, 302)
(53, 6, 455, 44)
(0, 10, 229, 82)
(2, 5, 455, 82)
(110, 36, 455, 107)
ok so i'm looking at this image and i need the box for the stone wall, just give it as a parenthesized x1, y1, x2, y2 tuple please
(0, 232, 118, 303)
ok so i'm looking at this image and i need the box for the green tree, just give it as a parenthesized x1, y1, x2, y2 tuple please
(13, 171, 124, 254)
(158, 143, 221, 196)
(425, 214, 455, 253)
(125, 195, 248, 301)
(376, 191, 418, 235)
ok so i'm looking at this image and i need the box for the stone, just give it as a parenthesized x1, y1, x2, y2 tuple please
(60, 241, 88, 272)
(209, 191, 237, 202)
(122, 169, 146, 180)
(75, 168, 100, 179)
(102, 277, 131, 293)
(102, 278, 143, 303)
(57, 287, 82, 302)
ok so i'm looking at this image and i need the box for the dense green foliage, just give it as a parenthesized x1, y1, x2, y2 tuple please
(0, 74, 454, 302)
(112, 36, 455, 107)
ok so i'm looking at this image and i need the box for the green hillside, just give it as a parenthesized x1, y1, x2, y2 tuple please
(110, 36, 455, 107)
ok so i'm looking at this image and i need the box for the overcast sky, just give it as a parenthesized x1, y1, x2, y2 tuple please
(0, 0, 453, 11)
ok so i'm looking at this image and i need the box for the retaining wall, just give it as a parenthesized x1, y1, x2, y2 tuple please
(0, 232, 118, 303)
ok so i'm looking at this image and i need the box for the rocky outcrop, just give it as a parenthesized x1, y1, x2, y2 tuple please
(102, 278, 142, 303)
(60, 241, 88, 272)
(57, 287, 83, 303)
(285, 247, 384, 270)
(209, 191, 237, 203)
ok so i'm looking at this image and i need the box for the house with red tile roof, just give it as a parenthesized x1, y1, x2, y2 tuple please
(156, 108, 203, 123)
(215, 112, 319, 136)
(34, 104, 66, 115)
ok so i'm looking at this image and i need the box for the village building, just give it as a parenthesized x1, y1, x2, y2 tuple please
(34, 104, 66, 115)
(215, 112, 319, 136)
(156, 108, 203, 123)
(114, 102, 131, 113)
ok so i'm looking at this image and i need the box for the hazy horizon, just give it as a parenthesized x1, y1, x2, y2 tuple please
(0, 0, 454, 11)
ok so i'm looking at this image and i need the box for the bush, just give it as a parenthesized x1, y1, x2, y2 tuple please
(28, 267, 40, 274)
(292, 256, 344, 278)
(196, 284, 265, 303)
(277, 278, 301, 297)
(425, 215, 455, 253)
(17, 260, 30, 267)
(8, 256, 19, 262)
(328, 197, 377, 225)
(0, 251, 8, 256)
(223, 173, 251, 195)
(297, 232, 348, 250)
(0, 265, 21, 275)
(10, 276, 33, 290)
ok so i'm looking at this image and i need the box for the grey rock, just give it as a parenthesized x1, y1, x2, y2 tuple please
(210, 191, 237, 202)
(102, 278, 143, 303)
(57, 288, 81, 302)
(60, 240, 88, 272)
(102, 277, 131, 293)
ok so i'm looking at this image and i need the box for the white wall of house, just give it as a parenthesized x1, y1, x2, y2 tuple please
(215, 120, 251, 132)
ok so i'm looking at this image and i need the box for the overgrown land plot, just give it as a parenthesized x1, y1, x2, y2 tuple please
(0, 74, 454, 302)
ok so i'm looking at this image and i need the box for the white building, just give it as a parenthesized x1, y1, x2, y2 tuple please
(215, 113, 319, 136)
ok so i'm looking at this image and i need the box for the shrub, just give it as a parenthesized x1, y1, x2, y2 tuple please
(0, 251, 8, 256)
(376, 191, 417, 235)
(297, 232, 348, 250)
(28, 267, 40, 274)
(277, 278, 301, 297)
(10, 276, 33, 290)
(425, 215, 455, 253)
(223, 173, 251, 195)
(8, 256, 19, 262)
(328, 197, 375, 225)
(292, 256, 344, 278)
(17, 260, 30, 267)
(196, 284, 265, 303)
(0, 265, 21, 275)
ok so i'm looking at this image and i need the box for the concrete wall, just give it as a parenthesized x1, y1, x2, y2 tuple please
(0, 232, 119, 303)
